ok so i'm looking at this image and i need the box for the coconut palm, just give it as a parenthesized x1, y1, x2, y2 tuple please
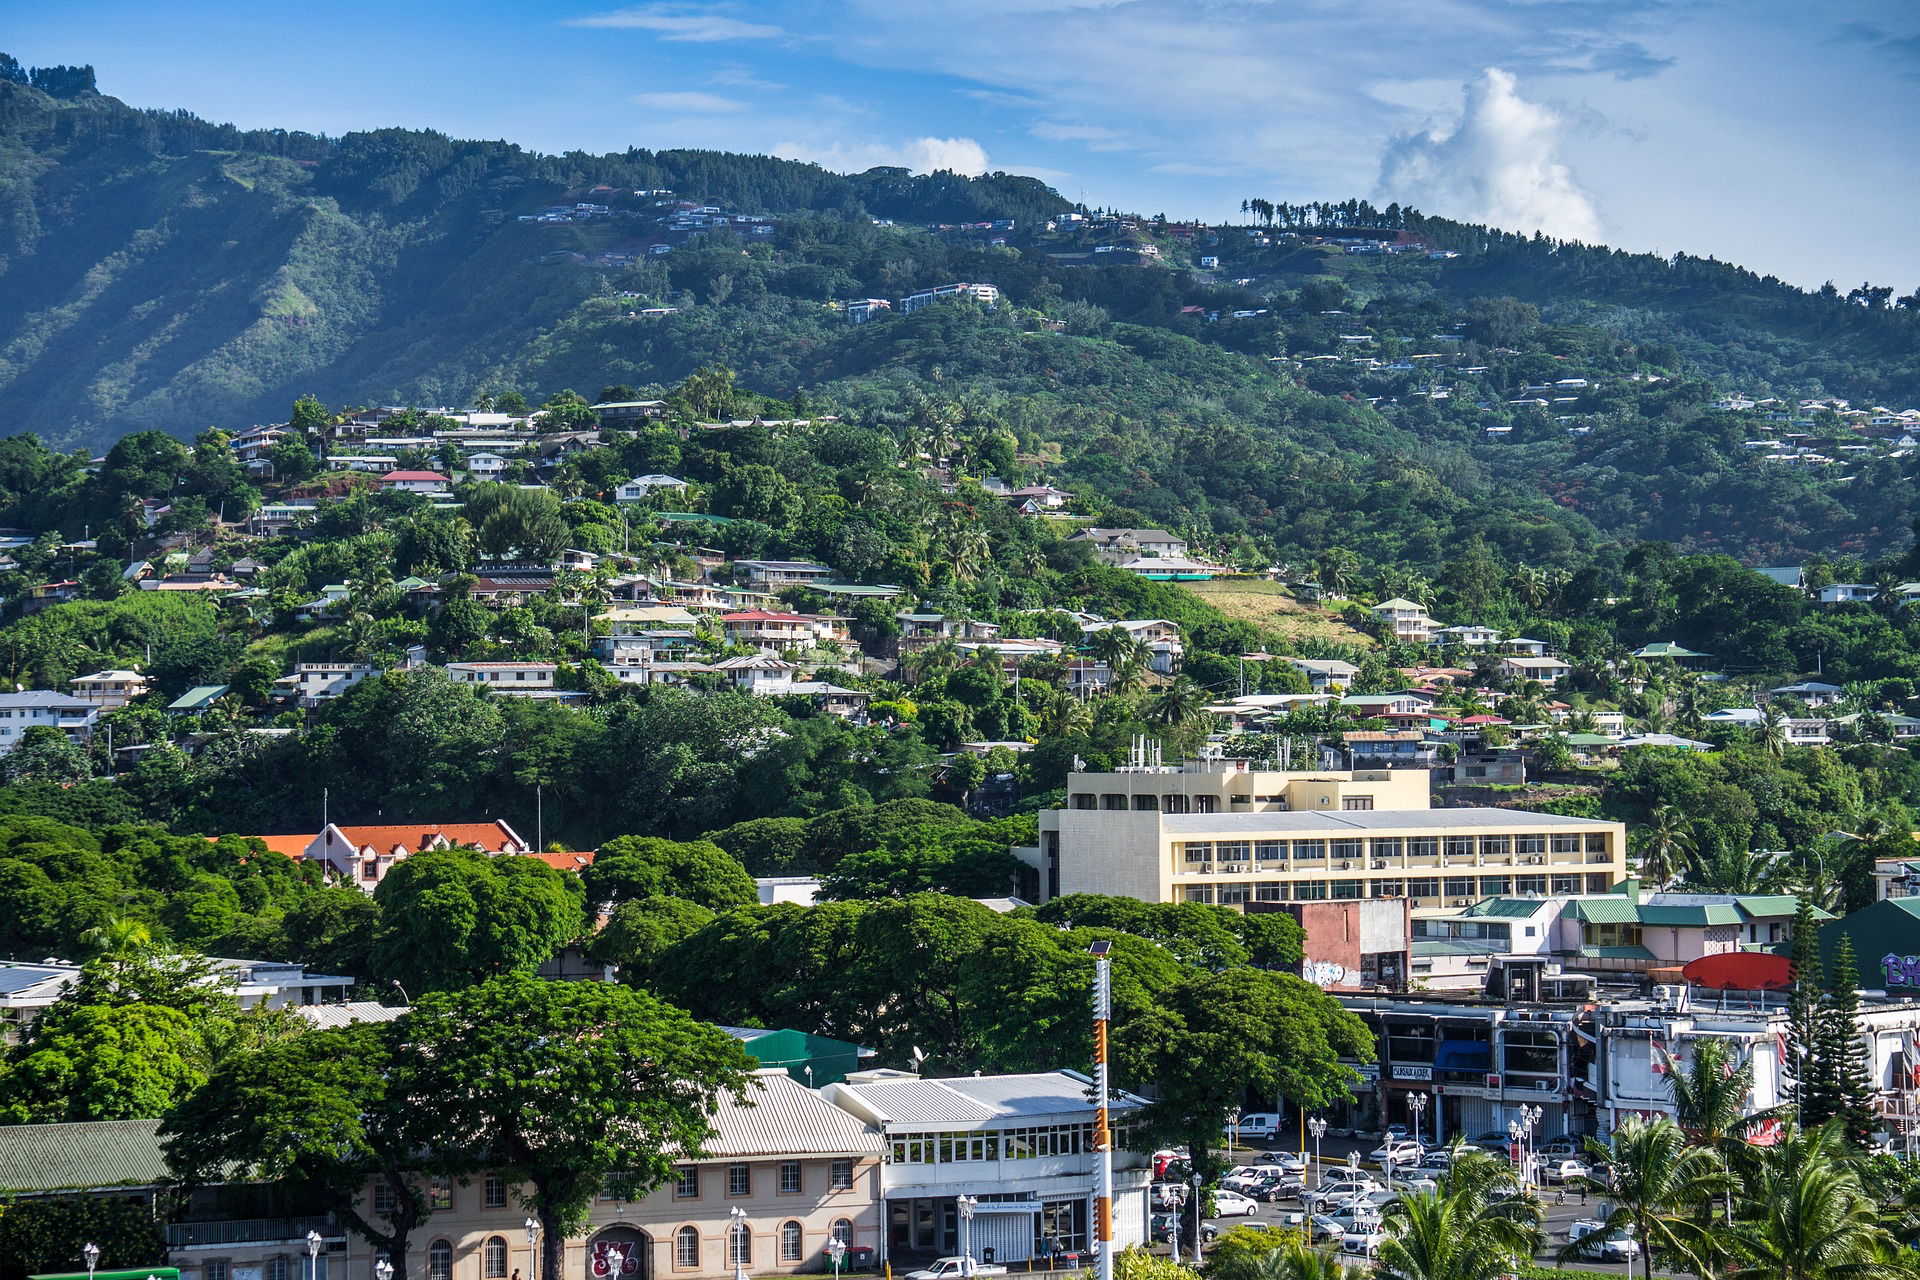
(1147, 676, 1210, 729)
(1664, 1036, 1760, 1221)
(1378, 1147, 1542, 1280)
(1760, 704, 1789, 758)
(1726, 1124, 1898, 1280)
(1510, 564, 1549, 611)
(1212, 1240, 1359, 1280)
(1632, 804, 1695, 886)
(1568, 1115, 1726, 1280)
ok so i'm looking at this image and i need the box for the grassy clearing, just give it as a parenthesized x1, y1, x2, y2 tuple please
(1178, 578, 1375, 648)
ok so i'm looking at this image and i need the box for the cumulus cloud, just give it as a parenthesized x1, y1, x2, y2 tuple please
(1376, 68, 1602, 242)
(774, 135, 992, 175)
(567, 6, 781, 41)
(632, 91, 747, 113)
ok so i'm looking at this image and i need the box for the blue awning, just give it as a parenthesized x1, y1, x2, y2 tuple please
(1434, 1040, 1492, 1071)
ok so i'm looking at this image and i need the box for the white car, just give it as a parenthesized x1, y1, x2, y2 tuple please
(1302, 1177, 1386, 1212)
(1540, 1158, 1592, 1185)
(1368, 1138, 1423, 1167)
(1210, 1189, 1260, 1217)
(1257, 1151, 1309, 1174)
(1569, 1220, 1641, 1262)
(1341, 1229, 1387, 1257)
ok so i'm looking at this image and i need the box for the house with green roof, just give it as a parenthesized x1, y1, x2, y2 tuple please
(1631, 641, 1711, 666)
(1820, 897, 1920, 994)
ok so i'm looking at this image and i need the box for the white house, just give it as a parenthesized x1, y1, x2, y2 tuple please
(465, 452, 509, 480)
(714, 654, 800, 694)
(1818, 583, 1878, 604)
(444, 661, 559, 693)
(1498, 655, 1572, 687)
(0, 691, 99, 749)
(616, 474, 690, 503)
(69, 670, 150, 708)
(278, 662, 378, 707)
(1437, 625, 1501, 648)
(1768, 681, 1844, 707)
(1372, 598, 1438, 644)
(378, 469, 451, 494)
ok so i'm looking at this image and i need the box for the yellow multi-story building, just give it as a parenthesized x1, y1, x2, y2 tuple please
(1022, 756, 1626, 914)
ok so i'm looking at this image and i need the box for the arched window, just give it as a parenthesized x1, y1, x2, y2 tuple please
(485, 1238, 508, 1279)
(779, 1223, 803, 1263)
(831, 1220, 853, 1246)
(728, 1223, 752, 1268)
(430, 1241, 453, 1280)
(675, 1228, 700, 1270)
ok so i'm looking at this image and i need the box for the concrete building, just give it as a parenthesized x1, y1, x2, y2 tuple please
(821, 1070, 1150, 1266)
(69, 669, 150, 708)
(1021, 754, 1626, 913)
(0, 690, 100, 748)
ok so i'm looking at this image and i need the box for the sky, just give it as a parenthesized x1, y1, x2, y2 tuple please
(10, 0, 1920, 290)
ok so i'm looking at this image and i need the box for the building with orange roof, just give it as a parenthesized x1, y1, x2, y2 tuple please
(304, 820, 529, 890)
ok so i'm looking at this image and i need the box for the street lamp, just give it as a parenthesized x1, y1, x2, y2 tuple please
(1307, 1116, 1327, 1188)
(83, 1242, 100, 1280)
(824, 1237, 847, 1280)
(1189, 1172, 1205, 1267)
(956, 1196, 976, 1265)
(375, 1261, 394, 1280)
(307, 1230, 324, 1280)
(730, 1206, 749, 1280)
(526, 1217, 541, 1280)
(1409, 1093, 1429, 1152)
(1228, 1106, 1241, 1154)
(1521, 1104, 1543, 1190)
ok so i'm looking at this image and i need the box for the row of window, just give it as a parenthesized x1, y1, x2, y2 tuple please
(1176, 832, 1607, 865)
(390, 1218, 858, 1280)
(885, 1124, 1122, 1164)
(672, 1159, 855, 1199)
(1180, 872, 1614, 904)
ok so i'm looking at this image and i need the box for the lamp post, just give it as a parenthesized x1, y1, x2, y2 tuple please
(307, 1230, 324, 1280)
(526, 1217, 541, 1280)
(376, 1260, 394, 1280)
(83, 1242, 100, 1280)
(1307, 1116, 1327, 1189)
(956, 1196, 976, 1265)
(824, 1237, 847, 1280)
(1188, 1173, 1204, 1267)
(1228, 1106, 1241, 1154)
(730, 1206, 749, 1280)
(1521, 1104, 1543, 1190)
(1409, 1093, 1429, 1153)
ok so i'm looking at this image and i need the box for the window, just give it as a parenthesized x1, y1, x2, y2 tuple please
(1584, 922, 1643, 948)
(1254, 883, 1285, 901)
(1444, 836, 1475, 859)
(1342, 796, 1374, 810)
(1516, 875, 1548, 894)
(1551, 834, 1581, 854)
(1551, 876, 1579, 895)
(485, 1175, 508, 1209)
(1480, 876, 1511, 896)
(1327, 879, 1360, 899)
(1370, 880, 1403, 897)
(1479, 836, 1510, 859)
(1294, 839, 1326, 861)
(780, 1222, 804, 1263)
(779, 1160, 802, 1194)
(833, 1220, 853, 1246)
(1182, 886, 1215, 903)
(429, 1244, 452, 1280)
(1255, 840, 1284, 864)
(1217, 841, 1250, 864)
(1585, 833, 1609, 854)
(267, 1260, 289, 1280)
(729, 1224, 752, 1267)
(728, 1164, 752, 1197)
(206, 1265, 229, 1280)
(373, 1181, 397, 1216)
(1515, 834, 1545, 856)
(485, 1239, 508, 1280)
(1217, 882, 1250, 906)
(1181, 841, 1212, 865)
(1443, 877, 1476, 899)
(1331, 838, 1362, 861)
(1295, 880, 1328, 901)
(1071, 793, 1095, 810)
(1407, 837, 1439, 860)
(430, 1177, 453, 1211)
(830, 1158, 853, 1190)
(676, 1166, 700, 1199)
(1407, 878, 1440, 898)
(1370, 838, 1402, 860)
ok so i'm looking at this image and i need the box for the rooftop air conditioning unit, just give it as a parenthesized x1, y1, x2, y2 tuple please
(1527, 855, 1546, 865)
(1341, 860, 1353, 870)
(1373, 860, 1389, 869)
(1221, 864, 1244, 873)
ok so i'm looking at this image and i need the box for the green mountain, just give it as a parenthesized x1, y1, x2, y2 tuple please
(4, 67, 1920, 563)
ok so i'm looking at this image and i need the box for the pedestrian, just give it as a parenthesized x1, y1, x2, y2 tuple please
(1578, 1182, 1587, 1205)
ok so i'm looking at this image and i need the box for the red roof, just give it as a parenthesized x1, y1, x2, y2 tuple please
(324, 821, 524, 855)
(1455, 714, 1510, 725)
(527, 850, 598, 871)
(721, 610, 809, 623)
(247, 834, 315, 859)
(380, 470, 449, 482)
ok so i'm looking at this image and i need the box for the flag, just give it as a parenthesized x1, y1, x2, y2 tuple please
(1650, 1035, 1667, 1075)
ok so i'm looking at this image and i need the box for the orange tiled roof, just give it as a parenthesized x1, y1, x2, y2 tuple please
(329, 821, 523, 854)
(526, 850, 597, 871)
(248, 834, 315, 859)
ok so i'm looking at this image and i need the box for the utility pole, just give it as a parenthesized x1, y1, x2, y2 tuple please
(1089, 940, 1114, 1280)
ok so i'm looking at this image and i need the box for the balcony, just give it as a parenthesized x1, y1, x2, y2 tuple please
(166, 1218, 343, 1248)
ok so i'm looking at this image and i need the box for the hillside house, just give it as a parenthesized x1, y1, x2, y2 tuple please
(0, 691, 99, 748)
(722, 610, 826, 653)
(714, 654, 800, 693)
(464, 452, 509, 480)
(1287, 658, 1361, 691)
(590, 399, 668, 427)
(735, 560, 834, 588)
(1067, 527, 1189, 564)
(378, 469, 451, 494)
(276, 662, 377, 707)
(1499, 655, 1572, 687)
(69, 669, 150, 708)
(1768, 681, 1844, 707)
(1006, 485, 1071, 509)
(1081, 619, 1185, 673)
(1819, 583, 1878, 604)
(1372, 598, 1438, 643)
(616, 474, 690, 502)
(445, 661, 559, 694)
(1437, 624, 1500, 648)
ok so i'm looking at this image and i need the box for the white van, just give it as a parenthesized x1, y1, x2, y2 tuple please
(1234, 1112, 1282, 1141)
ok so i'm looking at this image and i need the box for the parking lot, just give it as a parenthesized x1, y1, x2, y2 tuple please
(1153, 1138, 1655, 1276)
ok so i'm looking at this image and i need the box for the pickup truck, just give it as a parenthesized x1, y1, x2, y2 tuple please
(905, 1260, 1008, 1280)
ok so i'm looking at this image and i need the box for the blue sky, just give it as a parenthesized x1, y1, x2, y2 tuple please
(11, 0, 1920, 290)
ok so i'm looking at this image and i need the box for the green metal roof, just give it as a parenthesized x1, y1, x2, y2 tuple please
(0, 1119, 167, 1192)
(1460, 897, 1553, 919)
(1640, 903, 1742, 926)
(1734, 895, 1825, 920)
(166, 685, 229, 711)
(1563, 733, 1617, 746)
(1575, 944, 1657, 960)
(1566, 897, 1640, 923)
(1634, 641, 1709, 658)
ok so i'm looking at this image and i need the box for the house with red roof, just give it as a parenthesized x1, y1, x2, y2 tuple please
(298, 820, 530, 889)
(378, 469, 451, 494)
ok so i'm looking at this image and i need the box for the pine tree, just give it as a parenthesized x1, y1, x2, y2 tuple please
(1821, 935, 1878, 1146)
(1785, 898, 1829, 1116)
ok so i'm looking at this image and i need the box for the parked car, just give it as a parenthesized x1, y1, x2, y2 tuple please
(1536, 1136, 1583, 1158)
(1253, 1178, 1305, 1202)
(1469, 1131, 1513, 1151)
(1303, 1215, 1345, 1244)
(1209, 1190, 1260, 1218)
(1368, 1138, 1423, 1167)
(1323, 1205, 1383, 1233)
(1569, 1220, 1641, 1262)
(905, 1261, 1006, 1280)
(1384, 1124, 1410, 1141)
(1257, 1152, 1309, 1174)
(1234, 1111, 1283, 1141)
(1541, 1158, 1592, 1186)
(1151, 1182, 1187, 1209)
(1301, 1177, 1386, 1212)
(1150, 1214, 1217, 1244)
(1341, 1229, 1387, 1257)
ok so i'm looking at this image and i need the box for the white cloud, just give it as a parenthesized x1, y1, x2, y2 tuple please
(1375, 68, 1602, 242)
(1029, 121, 1131, 151)
(774, 135, 992, 175)
(632, 90, 748, 113)
(707, 63, 787, 91)
(566, 6, 781, 41)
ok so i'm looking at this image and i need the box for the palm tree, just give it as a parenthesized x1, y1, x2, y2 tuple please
(1316, 549, 1359, 598)
(1760, 704, 1789, 758)
(1510, 564, 1549, 611)
(1726, 1124, 1898, 1280)
(1664, 1036, 1759, 1223)
(1633, 804, 1695, 886)
(1213, 1240, 1359, 1280)
(1378, 1148, 1543, 1280)
(1147, 676, 1210, 729)
(1568, 1115, 1726, 1280)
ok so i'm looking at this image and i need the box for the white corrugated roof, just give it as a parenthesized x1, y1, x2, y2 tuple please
(704, 1071, 882, 1158)
(832, 1071, 1143, 1130)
